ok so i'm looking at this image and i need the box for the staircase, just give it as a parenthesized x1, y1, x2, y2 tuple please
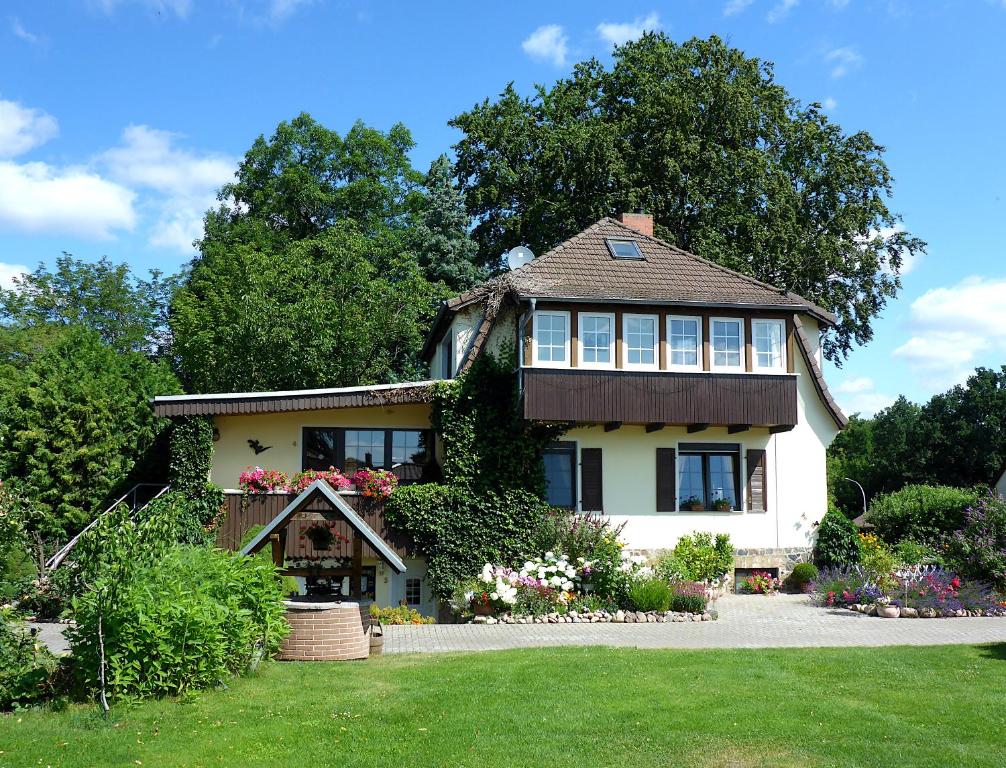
(46, 483, 170, 570)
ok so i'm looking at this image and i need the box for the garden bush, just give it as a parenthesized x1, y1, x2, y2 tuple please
(894, 539, 940, 567)
(944, 494, 1006, 589)
(669, 581, 708, 613)
(629, 578, 673, 612)
(69, 545, 288, 702)
(785, 562, 818, 592)
(653, 552, 689, 582)
(858, 533, 898, 589)
(0, 608, 62, 710)
(867, 485, 983, 545)
(672, 532, 733, 582)
(369, 604, 435, 625)
(813, 505, 861, 567)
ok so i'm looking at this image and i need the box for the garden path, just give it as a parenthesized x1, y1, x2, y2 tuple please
(382, 594, 1006, 653)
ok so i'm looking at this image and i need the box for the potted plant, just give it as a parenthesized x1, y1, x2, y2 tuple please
(875, 595, 900, 618)
(303, 521, 348, 551)
(470, 591, 494, 616)
(713, 497, 733, 512)
(682, 496, 704, 512)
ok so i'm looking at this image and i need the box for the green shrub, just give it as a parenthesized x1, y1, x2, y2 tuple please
(669, 581, 708, 613)
(944, 494, 1006, 589)
(785, 562, 819, 592)
(0, 607, 62, 710)
(813, 505, 861, 567)
(628, 578, 673, 612)
(240, 524, 300, 596)
(69, 546, 288, 703)
(894, 538, 940, 567)
(868, 485, 983, 545)
(858, 533, 897, 587)
(653, 552, 690, 582)
(385, 483, 553, 601)
(369, 604, 435, 625)
(672, 532, 733, 582)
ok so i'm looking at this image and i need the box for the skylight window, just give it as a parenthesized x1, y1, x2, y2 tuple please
(605, 238, 643, 259)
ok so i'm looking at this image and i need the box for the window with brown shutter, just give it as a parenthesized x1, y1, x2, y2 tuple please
(746, 448, 768, 512)
(656, 447, 676, 512)
(581, 448, 603, 512)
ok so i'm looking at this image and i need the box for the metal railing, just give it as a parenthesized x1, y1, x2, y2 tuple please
(46, 483, 170, 570)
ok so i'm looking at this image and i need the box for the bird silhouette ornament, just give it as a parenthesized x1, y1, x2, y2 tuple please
(248, 439, 272, 455)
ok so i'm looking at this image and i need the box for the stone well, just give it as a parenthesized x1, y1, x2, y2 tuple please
(278, 599, 370, 661)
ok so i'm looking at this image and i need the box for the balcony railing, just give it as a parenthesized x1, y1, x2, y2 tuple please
(520, 368, 797, 429)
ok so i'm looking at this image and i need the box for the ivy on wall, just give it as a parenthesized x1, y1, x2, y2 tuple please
(387, 353, 570, 600)
(165, 416, 225, 546)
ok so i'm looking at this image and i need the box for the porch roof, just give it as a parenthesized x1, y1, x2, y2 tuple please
(151, 380, 435, 418)
(240, 479, 407, 573)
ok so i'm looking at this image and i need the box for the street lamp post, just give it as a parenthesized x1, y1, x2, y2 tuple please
(843, 477, 867, 519)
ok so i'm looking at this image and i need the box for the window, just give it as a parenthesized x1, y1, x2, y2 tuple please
(405, 577, 422, 606)
(711, 318, 744, 370)
(677, 443, 741, 511)
(605, 238, 643, 259)
(542, 442, 576, 509)
(579, 312, 615, 368)
(533, 311, 570, 367)
(667, 315, 702, 369)
(623, 314, 658, 369)
(302, 428, 431, 484)
(439, 333, 454, 379)
(752, 319, 785, 371)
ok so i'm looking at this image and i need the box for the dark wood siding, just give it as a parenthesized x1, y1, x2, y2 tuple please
(656, 447, 676, 512)
(746, 449, 767, 512)
(581, 448, 603, 512)
(217, 492, 410, 559)
(522, 369, 797, 427)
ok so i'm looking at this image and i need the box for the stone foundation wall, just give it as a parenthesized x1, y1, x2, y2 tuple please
(733, 547, 813, 579)
(278, 600, 370, 661)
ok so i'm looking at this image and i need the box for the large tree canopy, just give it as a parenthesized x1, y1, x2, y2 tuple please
(0, 254, 176, 355)
(173, 115, 481, 392)
(451, 34, 924, 363)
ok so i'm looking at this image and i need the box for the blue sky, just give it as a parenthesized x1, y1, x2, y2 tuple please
(1, 0, 1004, 413)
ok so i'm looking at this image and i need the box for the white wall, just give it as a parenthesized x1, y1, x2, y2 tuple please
(996, 471, 1006, 500)
(430, 304, 483, 379)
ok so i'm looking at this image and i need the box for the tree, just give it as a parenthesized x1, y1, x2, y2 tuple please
(171, 222, 446, 393)
(0, 254, 176, 356)
(451, 33, 924, 363)
(826, 415, 875, 517)
(412, 155, 486, 292)
(0, 325, 180, 538)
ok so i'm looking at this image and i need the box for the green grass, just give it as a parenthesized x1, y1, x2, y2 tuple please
(2, 645, 1005, 768)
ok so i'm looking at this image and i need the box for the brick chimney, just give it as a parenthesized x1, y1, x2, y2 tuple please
(617, 211, 653, 238)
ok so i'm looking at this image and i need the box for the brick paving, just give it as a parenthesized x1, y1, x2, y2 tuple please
(383, 594, 1006, 654)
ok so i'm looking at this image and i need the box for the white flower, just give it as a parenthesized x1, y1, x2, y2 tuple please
(562, 580, 573, 591)
(538, 568, 546, 579)
(463, 590, 474, 603)
(523, 561, 535, 571)
(565, 567, 576, 579)
(545, 551, 554, 560)
(490, 591, 499, 600)
(550, 575, 562, 586)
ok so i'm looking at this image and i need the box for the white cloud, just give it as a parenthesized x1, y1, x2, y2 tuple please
(893, 276, 1006, 387)
(0, 262, 30, 290)
(724, 0, 754, 16)
(0, 99, 58, 158)
(522, 24, 568, 67)
(767, 0, 799, 23)
(100, 124, 236, 252)
(823, 96, 837, 111)
(268, 0, 315, 21)
(11, 18, 40, 44)
(825, 46, 863, 79)
(596, 12, 661, 47)
(857, 223, 921, 277)
(834, 376, 895, 417)
(0, 161, 136, 238)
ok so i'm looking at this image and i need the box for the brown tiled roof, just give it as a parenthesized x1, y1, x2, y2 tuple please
(505, 217, 835, 322)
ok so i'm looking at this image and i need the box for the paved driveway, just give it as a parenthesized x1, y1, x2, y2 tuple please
(383, 594, 1006, 654)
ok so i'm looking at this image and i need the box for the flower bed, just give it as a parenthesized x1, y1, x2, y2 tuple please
(811, 565, 1006, 618)
(472, 608, 715, 625)
(238, 466, 397, 500)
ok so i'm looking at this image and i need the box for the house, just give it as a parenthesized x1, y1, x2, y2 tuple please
(995, 463, 1006, 500)
(152, 212, 846, 610)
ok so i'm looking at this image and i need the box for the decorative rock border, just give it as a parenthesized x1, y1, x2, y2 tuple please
(471, 609, 716, 625)
(846, 603, 1003, 618)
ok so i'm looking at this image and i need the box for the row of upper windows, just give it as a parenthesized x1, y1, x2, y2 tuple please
(531, 311, 787, 372)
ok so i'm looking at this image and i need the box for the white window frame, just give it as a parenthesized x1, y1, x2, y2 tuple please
(622, 313, 659, 370)
(531, 310, 571, 369)
(438, 331, 454, 379)
(577, 312, 616, 370)
(710, 317, 745, 372)
(666, 314, 703, 372)
(751, 318, 787, 372)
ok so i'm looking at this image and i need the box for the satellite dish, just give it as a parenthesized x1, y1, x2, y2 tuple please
(506, 245, 535, 271)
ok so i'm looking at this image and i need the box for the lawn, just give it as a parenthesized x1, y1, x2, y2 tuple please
(2, 644, 1005, 768)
